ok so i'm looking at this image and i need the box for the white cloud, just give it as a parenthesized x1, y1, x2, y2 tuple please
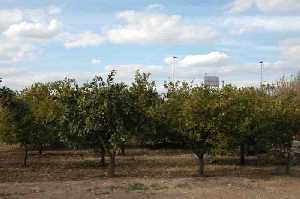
(4, 19, 62, 42)
(177, 52, 230, 67)
(282, 46, 300, 64)
(105, 64, 143, 80)
(91, 58, 102, 64)
(47, 6, 61, 15)
(0, 67, 27, 77)
(228, 0, 254, 13)
(105, 10, 217, 44)
(104, 52, 232, 83)
(256, 0, 300, 12)
(225, 39, 300, 77)
(163, 52, 231, 79)
(0, 6, 61, 31)
(64, 32, 106, 48)
(224, 16, 300, 34)
(0, 40, 38, 64)
(21, 6, 61, 22)
(115, 51, 298, 83)
(279, 39, 300, 69)
(0, 67, 98, 90)
(0, 9, 23, 31)
(62, 7, 217, 48)
(228, 0, 300, 13)
(3, 50, 298, 90)
(145, 4, 165, 11)
(0, 6, 62, 64)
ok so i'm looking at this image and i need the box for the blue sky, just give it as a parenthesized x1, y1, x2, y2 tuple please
(0, 0, 300, 90)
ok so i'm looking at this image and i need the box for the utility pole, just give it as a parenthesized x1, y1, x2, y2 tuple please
(172, 56, 178, 82)
(259, 61, 263, 88)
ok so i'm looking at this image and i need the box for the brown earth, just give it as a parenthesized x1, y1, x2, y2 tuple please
(0, 145, 300, 199)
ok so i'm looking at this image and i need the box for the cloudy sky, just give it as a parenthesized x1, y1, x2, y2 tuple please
(0, 0, 300, 90)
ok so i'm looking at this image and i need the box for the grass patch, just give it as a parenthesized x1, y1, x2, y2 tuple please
(0, 192, 27, 198)
(127, 183, 150, 192)
(126, 182, 168, 192)
(150, 183, 168, 190)
(97, 185, 125, 195)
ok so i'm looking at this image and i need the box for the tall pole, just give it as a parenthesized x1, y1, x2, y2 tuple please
(172, 59, 174, 82)
(172, 56, 178, 82)
(259, 61, 263, 88)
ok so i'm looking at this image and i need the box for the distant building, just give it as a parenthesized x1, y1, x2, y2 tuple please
(204, 75, 220, 87)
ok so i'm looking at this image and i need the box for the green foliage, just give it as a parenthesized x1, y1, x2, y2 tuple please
(21, 83, 63, 151)
(129, 71, 162, 145)
(51, 78, 86, 148)
(169, 84, 221, 175)
(0, 106, 16, 144)
(0, 87, 16, 107)
(1, 71, 300, 175)
(218, 86, 261, 154)
(0, 87, 33, 148)
(182, 86, 221, 152)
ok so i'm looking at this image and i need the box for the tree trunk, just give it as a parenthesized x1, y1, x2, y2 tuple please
(39, 144, 43, 155)
(195, 152, 205, 176)
(240, 143, 245, 166)
(108, 151, 116, 177)
(24, 146, 28, 168)
(100, 146, 106, 167)
(94, 146, 106, 167)
(120, 143, 125, 156)
(285, 151, 291, 174)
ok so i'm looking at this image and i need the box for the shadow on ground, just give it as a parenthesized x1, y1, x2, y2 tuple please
(0, 147, 299, 183)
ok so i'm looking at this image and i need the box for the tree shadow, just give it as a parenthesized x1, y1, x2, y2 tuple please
(1, 148, 300, 183)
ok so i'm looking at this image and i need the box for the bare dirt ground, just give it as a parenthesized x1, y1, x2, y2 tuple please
(0, 145, 300, 199)
(1, 176, 300, 199)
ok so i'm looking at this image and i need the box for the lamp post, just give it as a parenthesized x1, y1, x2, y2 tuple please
(259, 61, 263, 88)
(172, 56, 178, 82)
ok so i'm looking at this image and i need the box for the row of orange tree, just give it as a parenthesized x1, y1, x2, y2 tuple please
(1, 71, 300, 176)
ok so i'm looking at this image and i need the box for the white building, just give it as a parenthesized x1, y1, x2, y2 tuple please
(204, 75, 220, 87)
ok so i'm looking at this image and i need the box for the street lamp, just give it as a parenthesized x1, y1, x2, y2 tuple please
(172, 56, 178, 82)
(259, 61, 263, 88)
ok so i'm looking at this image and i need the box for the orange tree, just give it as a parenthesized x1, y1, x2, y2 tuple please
(218, 86, 262, 165)
(164, 83, 221, 176)
(129, 71, 161, 148)
(263, 92, 300, 174)
(21, 83, 63, 154)
(101, 71, 137, 176)
(0, 87, 34, 167)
